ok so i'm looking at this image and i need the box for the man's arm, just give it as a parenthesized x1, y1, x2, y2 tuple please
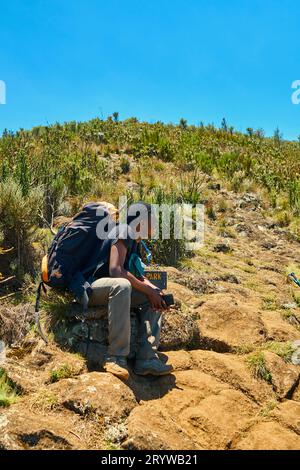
(109, 240, 166, 310)
(139, 275, 160, 291)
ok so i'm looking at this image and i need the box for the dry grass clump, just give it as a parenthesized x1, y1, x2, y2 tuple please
(0, 303, 34, 346)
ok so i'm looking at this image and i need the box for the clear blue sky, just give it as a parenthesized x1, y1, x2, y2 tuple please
(1, 0, 300, 139)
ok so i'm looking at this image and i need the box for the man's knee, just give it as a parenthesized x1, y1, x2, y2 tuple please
(110, 278, 132, 295)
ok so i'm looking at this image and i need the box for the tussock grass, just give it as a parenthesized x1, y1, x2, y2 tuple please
(262, 341, 295, 363)
(261, 295, 278, 311)
(49, 364, 75, 383)
(28, 389, 60, 412)
(259, 400, 278, 417)
(246, 352, 272, 383)
(232, 344, 255, 355)
(0, 368, 20, 407)
(0, 303, 34, 346)
(246, 341, 295, 383)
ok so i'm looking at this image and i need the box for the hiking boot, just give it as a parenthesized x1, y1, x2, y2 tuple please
(134, 358, 174, 376)
(103, 356, 129, 380)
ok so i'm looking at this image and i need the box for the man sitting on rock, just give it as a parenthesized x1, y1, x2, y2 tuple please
(82, 201, 173, 381)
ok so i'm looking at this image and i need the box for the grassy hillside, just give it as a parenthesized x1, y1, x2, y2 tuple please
(1, 116, 300, 279)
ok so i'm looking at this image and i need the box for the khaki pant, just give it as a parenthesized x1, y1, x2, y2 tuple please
(88, 277, 162, 360)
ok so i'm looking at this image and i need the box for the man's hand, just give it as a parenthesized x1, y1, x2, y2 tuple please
(146, 287, 167, 310)
(141, 276, 160, 291)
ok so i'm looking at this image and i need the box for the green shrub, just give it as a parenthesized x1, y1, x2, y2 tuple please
(275, 210, 291, 227)
(0, 368, 20, 407)
(49, 364, 74, 383)
(179, 168, 205, 205)
(120, 157, 130, 174)
(288, 179, 300, 215)
(0, 177, 43, 273)
(195, 152, 214, 175)
(207, 204, 216, 221)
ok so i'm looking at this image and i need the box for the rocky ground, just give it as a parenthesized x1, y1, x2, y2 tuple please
(1, 185, 300, 450)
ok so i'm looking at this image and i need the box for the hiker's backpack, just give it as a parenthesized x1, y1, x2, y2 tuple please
(41, 201, 118, 295)
(35, 202, 118, 341)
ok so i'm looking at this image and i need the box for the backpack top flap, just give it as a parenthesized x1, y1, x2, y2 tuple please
(47, 202, 113, 287)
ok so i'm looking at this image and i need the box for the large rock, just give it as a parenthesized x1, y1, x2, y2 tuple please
(270, 400, 300, 435)
(232, 422, 300, 450)
(124, 354, 300, 450)
(123, 368, 259, 450)
(262, 311, 300, 342)
(177, 388, 258, 450)
(3, 347, 300, 450)
(53, 304, 199, 368)
(263, 351, 300, 399)
(159, 308, 199, 351)
(187, 350, 274, 404)
(0, 372, 137, 450)
(0, 404, 102, 450)
(3, 343, 86, 393)
(48, 372, 137, 421)
(196, 294, 266, 350)
(124, 404, 200, 450)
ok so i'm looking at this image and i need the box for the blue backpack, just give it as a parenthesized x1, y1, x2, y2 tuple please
(42, 202, 118, 294)
(35, 202, 119, 341)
